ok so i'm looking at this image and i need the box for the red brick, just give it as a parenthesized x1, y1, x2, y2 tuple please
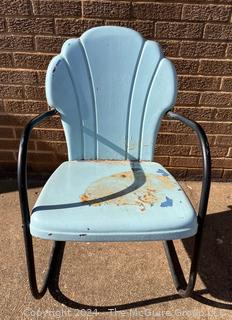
(26, 151, 56, 163)
(223, 169, 232, 180)
(37, 116, 62, 129)
(15, 128, 65, 141)
(182, 4, 230, 22)
(14, 53, 54, 70)
(0, 114, 61, 129)
(167, 167, 187, 179)
(221, 78, 232, 91)
(176, 91, 200, 106)
(0, 70, 37, 85)
(0, 85, 24, 99)
(0, 18, 5, 32)
(156, 22, 204, 39)
(215, 135, 231, 146)
(155, 145, 191, 156)
(191, 145, 228, 157)
(175, 107, 216, 121)
(178, 76, 221, 91)
(132, 2, 182, 21)
(27, 161, 59, 173)
(171, 58, 199, 75)
(0, 163, 17, 177)
(36, 141, 67, 153)
(161, 119, 232, 135)
(200, 92, 232, 107)
(210, 169, 224, 179)
(227, 148, 232, 158)
(105, 20, 154, 38)
(199, 60, 232, 76)
(0, 53, 13, 68)
(0, 100, 4, 112)
(0, 139, 35, 150)
(159, 40, 180, 57)
(35, 36, 68, 53)
(200, 121, 232, 135)
(160, 120, 192, 134)
(212, 158, 232, 169)
(187, 168, 222, 180)
(7, 17, 54, 34)
(157, 132, 215, 146)
(34, 116, 62, 130)
(33, 0, 81, 17)
(170, 156, 202, 168)
(215, 108, 232, 121)
(226, 44, 232, 58)
(1, 0, 31, 15)
(25, 86, 46, 100)
(153, 156, 169, 166)
(204, 23, 232, 40)
(37, 71, 46, 85)
(55, 18, 103, 36)
(0, 35, 34, 51)
(179, 41, 226, 58)
(0, 99, 5, 110)
(4, 100, 48, 114)
(0, 128, 14, 139)
(83, 1, 131, 19)
(0, 151, 15, 161)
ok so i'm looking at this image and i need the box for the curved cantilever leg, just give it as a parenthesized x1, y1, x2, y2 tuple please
(163, 234, 201, 298)
(17, 109, 65, 299)
(164, 111, 211, 297)
(22, 231, 65, 299)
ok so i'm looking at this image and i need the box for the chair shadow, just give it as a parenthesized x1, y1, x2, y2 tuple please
(182, 205, 232, 304)
(48, 206, 232, 311)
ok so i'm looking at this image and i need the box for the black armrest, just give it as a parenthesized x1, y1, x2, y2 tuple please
(17, 109, 58, 228)
(167, 111, 211, 221)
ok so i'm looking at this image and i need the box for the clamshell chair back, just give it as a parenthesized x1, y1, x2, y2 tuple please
(46, 26, 177, 161)
(18, 26, 211, 301)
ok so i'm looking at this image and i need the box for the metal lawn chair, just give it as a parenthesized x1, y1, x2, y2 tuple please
(18, 26, 211, 301)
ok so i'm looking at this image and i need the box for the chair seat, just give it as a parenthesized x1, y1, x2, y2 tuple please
(30, 161, 198, 241)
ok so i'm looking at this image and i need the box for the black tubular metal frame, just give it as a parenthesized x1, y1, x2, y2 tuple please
(17, 109, 211, 301)
(17, 108, 62, 299)
(165, 111, 211, 297)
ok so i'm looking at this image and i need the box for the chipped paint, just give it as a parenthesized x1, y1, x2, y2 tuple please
(160, 196, 173, 208)
(52, 59, 62, 74)
(157, 168, 169, 176)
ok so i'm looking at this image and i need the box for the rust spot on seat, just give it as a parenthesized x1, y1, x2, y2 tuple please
(156, 175, 176, 190)
(79, 170, 174, 212)
(80, 193, 91, 202)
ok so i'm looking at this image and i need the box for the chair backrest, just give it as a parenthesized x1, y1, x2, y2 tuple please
(46, 26, 177, 161)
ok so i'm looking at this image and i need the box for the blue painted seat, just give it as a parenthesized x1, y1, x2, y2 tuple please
(31, 161, 197, 241)
(30, 26, 197, 241)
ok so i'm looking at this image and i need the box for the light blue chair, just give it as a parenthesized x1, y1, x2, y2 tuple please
(18, 26, 211, 302)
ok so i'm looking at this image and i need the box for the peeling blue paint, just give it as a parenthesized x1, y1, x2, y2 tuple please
(157, 169, 169, 176)
(160, 196, 173, 207)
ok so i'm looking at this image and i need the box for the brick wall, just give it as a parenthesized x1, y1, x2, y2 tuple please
(0, 0, 232, 180)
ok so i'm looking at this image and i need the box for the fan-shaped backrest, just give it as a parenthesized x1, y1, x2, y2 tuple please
(46, 26, 177, 161)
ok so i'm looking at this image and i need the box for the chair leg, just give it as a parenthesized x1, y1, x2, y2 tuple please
(163, 223, 204, 298)
(22, 223, 65, 299)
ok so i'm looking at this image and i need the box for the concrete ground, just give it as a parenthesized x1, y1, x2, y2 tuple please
(0, 180, 232, 320)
